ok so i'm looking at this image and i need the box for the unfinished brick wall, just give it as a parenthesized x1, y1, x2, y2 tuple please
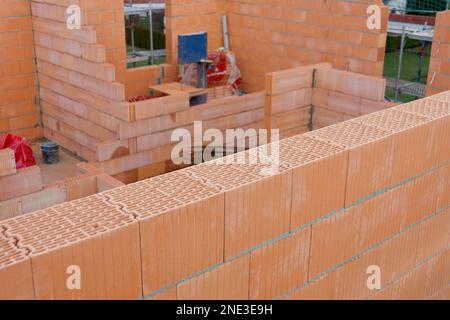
(264, 63, 390, 137)
(225, 0, 388, 92)
(95, 90, 265, 182)
(1, 91, 449, 300)
(28, 0, 221, 182)
(0, 0, 41, 140)
(427, 10, 450, 95)
(311, 66, 390, 129)
(30, 0, 170, 161)
(93, 64, 390, 182)
(0, 161, 123, 221)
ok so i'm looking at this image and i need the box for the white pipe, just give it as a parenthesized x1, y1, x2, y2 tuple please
(222, 15, 229, 50)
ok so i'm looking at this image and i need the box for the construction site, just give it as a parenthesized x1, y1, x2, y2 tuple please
(0, 0, 449, 301)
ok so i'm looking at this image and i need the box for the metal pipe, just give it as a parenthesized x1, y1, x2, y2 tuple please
(131, 24, 135, 54)
(395, 26, 406, 102)
(222, 15, 229, 50)
(417, 40, 426, 83)
(149, 9, 154, 65)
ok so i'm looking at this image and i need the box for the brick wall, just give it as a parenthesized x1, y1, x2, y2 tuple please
(29, 0, 171, 161)
(92, 64, 390, 182)
(427, 10, 450, 95)
(0, 160, 123, 222)
(166, 0, 225, 65)
(311, 66, 393, 129)
(0, 0, 41, 140)
(226, 0, 388, 92)
(0, 91, 449, 299)
(264, 62, 390, 137)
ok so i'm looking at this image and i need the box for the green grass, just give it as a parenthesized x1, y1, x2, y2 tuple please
(383, 37, 431, 102)
(383, 50, 430, 84)
(126, 45, 166, 68)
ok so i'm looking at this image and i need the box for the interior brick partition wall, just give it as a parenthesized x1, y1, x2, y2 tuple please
(91, 64, 388, 182)
(28, 2, 393, 183)
(225, 0, 389, 92)
(0, 0, 41, 140)
(311, 65, 392, 129)
(264, 62, 391, 135)
(28, 0, 246, 183)
(0, 90, 449, 300)
(29, 0, 175, 177)
(427, 10, 450, 95)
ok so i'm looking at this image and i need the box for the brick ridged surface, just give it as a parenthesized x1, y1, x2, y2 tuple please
(0, 228, 34, 299)
(1, 195, 135, 255)
(0, 90, 449, 299)
(396, 98, 450, 119)
(305, 121, 391, 148)
(279, 134, 345, 168)
(0, 228, 28, 269)
(350, 109, 432, 133)
(105, 170, 222, 219)
(0, 194, 141, 299)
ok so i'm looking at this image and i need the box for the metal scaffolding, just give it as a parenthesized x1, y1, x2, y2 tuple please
(387, 20, 434, 100)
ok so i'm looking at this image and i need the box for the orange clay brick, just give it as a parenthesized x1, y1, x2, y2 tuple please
(278, 135, 348, 229)
(0, 166, 42, 201)
(177, 254, 251, 300)
(249, 227, 311, 299)
(0, 148, 16, 177)
(0, 194, 142, 299)
(103, 171, 225, 295)
(351, 108, 438, 184)
(0, 198, 22, 221)
(0, 230, 34, 299)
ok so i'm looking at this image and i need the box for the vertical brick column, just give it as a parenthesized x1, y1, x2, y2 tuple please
(427, 10, 450, 95)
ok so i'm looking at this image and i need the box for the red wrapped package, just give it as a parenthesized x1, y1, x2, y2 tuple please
(0, 134, 36, 169)
(207, 51, 227, 85)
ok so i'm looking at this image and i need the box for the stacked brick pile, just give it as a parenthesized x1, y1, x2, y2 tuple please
(0, 91, 448, 300)
(225, 0, 388, 91)
(0, 0, 40, 140)
(427, 10, 450, 95)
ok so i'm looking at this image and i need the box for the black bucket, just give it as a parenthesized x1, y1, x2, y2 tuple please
(41, 141, 60, 165)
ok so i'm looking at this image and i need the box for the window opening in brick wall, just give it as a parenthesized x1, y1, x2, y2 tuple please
(124, 2, 166, 68)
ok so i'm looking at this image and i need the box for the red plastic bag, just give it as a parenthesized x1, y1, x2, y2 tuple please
(207, 51, 227, 85)
(0, 134, 36, 170)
